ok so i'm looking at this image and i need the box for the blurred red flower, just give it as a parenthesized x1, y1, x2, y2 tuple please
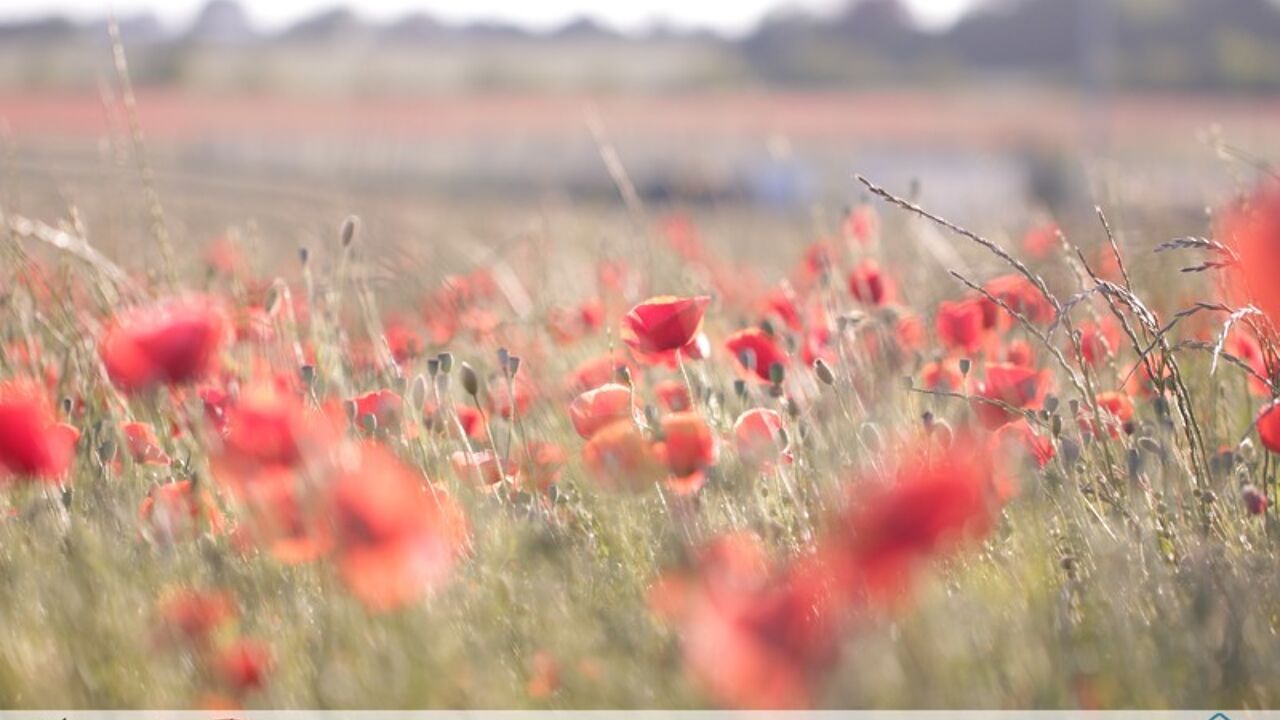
(215, 638, 274, 695)
(972, 363, 1048, 430)
(139, 480, 227, 543)
(655, 411, 718, 495)
(0, 380, 79, 483)
(725, 328, 788, 383)
(621, 295, 711, 355)
(847, 258, 895, 306)
(581, 420, 664, 492)
(834, 433, 997, 599)
(100, 296, 228, 392)
(935, 298, 986, 354)
(332, 442, 470, 611)
(1217, 182, 1280, 325)
(653, 379, 692, 413)
(123, 421, 171, 466)
(569, 383, 634, 439)
(733, 408, 790, 468)
(1256, 399, 1280, 454)
(156, 588, 237, 648)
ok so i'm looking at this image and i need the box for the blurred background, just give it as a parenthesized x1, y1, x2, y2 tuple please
(2, 0, 1279, 238)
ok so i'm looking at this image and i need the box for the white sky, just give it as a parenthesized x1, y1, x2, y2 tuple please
(0, 0, 976, 34)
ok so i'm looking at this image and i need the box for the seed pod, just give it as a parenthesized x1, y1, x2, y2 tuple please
(768, 362, 785, 386)
(1043, 394, 1059, 413)
(496, 347, 511, 372)
(437, 352, 454, 374)
(362, 413, 378, 433)
(813, 358, 835, 386)
(298, 246, 310, 265)
(340, 216, 359, 247)
(410, 374, 428, 410)
(427, 358, 440, 378)
(299, 364, 316, 386)
(615, 364, 633, 387)
(733, 379, 747, 398)
(460, 362, 480, 397)
(958, 357, 972, 376)
(506, 355, 522, 377)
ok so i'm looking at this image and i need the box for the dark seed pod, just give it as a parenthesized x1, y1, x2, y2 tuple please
(437, 352, 454, 374)
(813, 358, 836, 386)
(958, 357, 972, 376)
(298, 246, 310, 265)
(340, 215, 359, 247)
(768, 362, 785, 386)
(427, 358, 440, 378)
(460, 363, 480, 397)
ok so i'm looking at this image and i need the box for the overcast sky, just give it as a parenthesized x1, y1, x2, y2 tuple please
(0, 0, 976, 34)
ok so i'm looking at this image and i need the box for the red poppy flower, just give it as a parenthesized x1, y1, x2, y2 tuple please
(1079, 391, 1134, 439)
(1225, 328, 1272, 396)
(760, 285, 803, 332)
(385, 320, 425, 365)
(972, 363, 1048, 430)
(1076, 319, 1121, 367)
(1022, 219, 1059, 259)
(487, 369, 536, 420)
(935, 298, 986, 354)
(213, 384, 335, 494)
(1257, 400, 1280, 454)
(123, 422, 171, 466)
(980, 274, 1053, 329)
(423, 401, 485, 440)
(733, 408, 789, 468)
(215, 638, 273, 695)
(655, 533, 838, 709)
(653, 379, 692, 413)
(332, 442, 470, 611)
(920, 359, 965, 393)
(725, 328, 788, 383)
(847, 258, 895, 306)
(655, 412, 718, 495)
(581, 420, 665, 492)
(565, 353, 630, 395)
(156, 588, 236, 647)
(1217, 182, 1280, 325)
(100, 296, 228, 392)
(523, 440, 568, 491)
(233, 465, 332, 564)
(0, 381, 79, 483)
(991, 419, 1055, 469)
(844, 204, 878, 245)
(835, 433, 997, 599)
(621, 296, 711, 355)
(139, 480, 226, 543)
(569, 383, 635, 439)
(350, 389, 402, 430)
(450, 449, 518, 487)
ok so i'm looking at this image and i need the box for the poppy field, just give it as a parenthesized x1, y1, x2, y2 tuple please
(4, 123, 1280, 710)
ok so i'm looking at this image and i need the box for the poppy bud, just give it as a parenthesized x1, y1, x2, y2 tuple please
(427, 358, 440, 378)
(60, 397, 73, 415)
(437, 352, 454, 374)
(813, 358, 835, 386)
(768, 362, 785, 386)
(615, 365, 633, 387)
(460, 363, 480, 397)
(409, 374, 428, 410)
(340, 216, 359, 248)
(506, 355, 522, 377)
